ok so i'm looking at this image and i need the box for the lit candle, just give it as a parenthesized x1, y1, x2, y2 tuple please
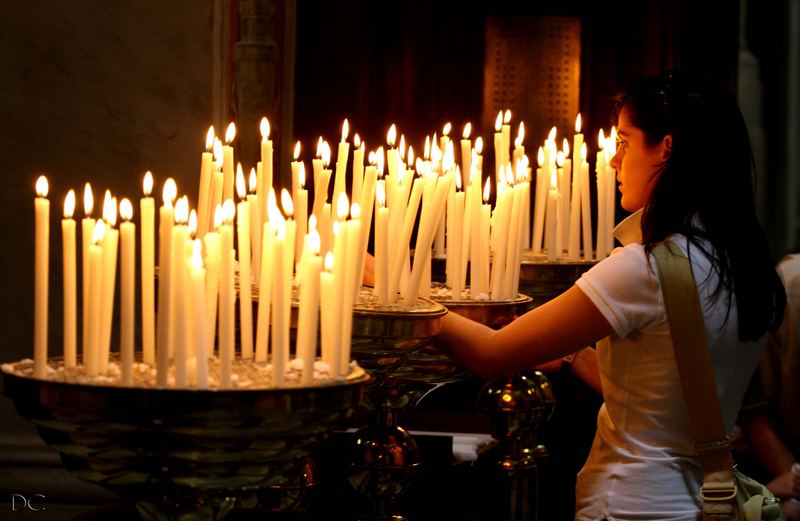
(451, 177, 465, 300)
(62, 189, 77, 368)
(320, 253, 335, 375)
(339, 201, 361, 375)
(260, 117, 273, 197)
(248, 168, 262, 288)
(386, 124, 399, 188)
(330, 219, 347, 375)
(236, 167, 254, 360)
(219, 199, 235, 388)
(352, 134, 365, 205)
(312, 142, 332, 222)
(171, 197, 189, 387)
(569, 115, 583, 259)
(296, 163, 308, 260)
(460, 123, 472, 188)
(480, 179, 492, 295)
(203, 207, 221, 361)
(119, 199, 135, 385)
(502, 109, 512, 166)
(34, 176, 49, 378)
(196, 126, 215, 238)
(255, 190, 278, 362)
(86, 221, 105, 377)
(560, 140, 572, 252)
(81, 183, 95, 370)
(532, 146, 547, 254)
(490, 169, 510, 299)
(210, 138, 224, 230)
(555, 151, 566, 257)
(99, 192, 119, 375)
(595, 130, 607, 259)
(222, 122, 236, 202)
(297, 229, 322, 384)
(140, 172, 155, 365)
(493, 111, 504, 184)
(546, 170, 560, 262)
(388, 176, 423, 296)
(333, 119, 350, 212)
(190, 240, 209, 389)
(271, 216, 287, 386)
(580, 143, 593, 261)
(375, 182, 389, 304)
(512, 122, 525, 166)
(156, 178, 177, 387)
(312, 137, 324, 208)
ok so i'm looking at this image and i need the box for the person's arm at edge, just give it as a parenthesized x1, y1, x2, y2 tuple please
(433, 285, 614, 381)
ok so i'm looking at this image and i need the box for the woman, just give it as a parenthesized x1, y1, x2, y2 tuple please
(434, 71, 786, 520)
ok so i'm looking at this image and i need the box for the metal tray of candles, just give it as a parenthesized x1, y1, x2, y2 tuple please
(428, 282, 534, 326)
(1, 355, 370, 519)
(518, 250, 597, 306)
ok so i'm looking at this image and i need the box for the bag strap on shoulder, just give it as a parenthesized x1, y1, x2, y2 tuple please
(652, 242, 737, 518)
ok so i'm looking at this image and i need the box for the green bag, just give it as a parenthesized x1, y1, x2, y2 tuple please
(733, 469, 783, 521)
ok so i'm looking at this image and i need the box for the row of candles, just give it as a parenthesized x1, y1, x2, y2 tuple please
(32, 113, 618, 387)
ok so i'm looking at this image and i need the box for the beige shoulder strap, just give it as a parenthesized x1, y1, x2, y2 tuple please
(652, 242, 737, 519)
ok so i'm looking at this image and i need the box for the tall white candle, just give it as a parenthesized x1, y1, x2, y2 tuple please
(501, 110, 512, 166)
(236, 168, 254, 360)
(532, 148, 547, 254)
(546, 171, 560, 262)
(340, 202, 361, 376)
(34, 176, 49, 378)
(203, 212, 221, 360)
(451, 189, 465, 300)
(271, 219, 287, 386)
(190, 240, 209, 389)
(222, 123, 236, 202)
(119, 199, 135, 385)
(255, 216, 274, 362)
(260, 117, 273, 196)
(296, 164, 308, 260)
(156, 179, 176, 387)
(99, 193, 119, 374)
(460, 123, 472, 188)
(388, 178, 423, 297)
(140, 172, 155, 364)
(197, 126, 215, 238)
(333, 119, 350, 212)
(81, 183, 95, 370)
(297, 230, 322, 384)
(580, 145, 593, 261)
(86, 221, 105, 377)
(219, 200, 235, 388)
(62, 190, 77, 368)
(171, 198, 189, 387)
(320, 253, 335, 375)
(375, 183, 389, 304)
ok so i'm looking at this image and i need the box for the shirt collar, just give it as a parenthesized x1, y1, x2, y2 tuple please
(612, 209, 643, 246)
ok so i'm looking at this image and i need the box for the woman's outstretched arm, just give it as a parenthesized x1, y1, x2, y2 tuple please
(433, 285, 615, 381)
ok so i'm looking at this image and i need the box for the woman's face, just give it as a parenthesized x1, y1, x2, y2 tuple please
(609, 107, 671, 212)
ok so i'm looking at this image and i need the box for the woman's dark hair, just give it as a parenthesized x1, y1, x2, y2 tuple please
(613, 70, 785, 340)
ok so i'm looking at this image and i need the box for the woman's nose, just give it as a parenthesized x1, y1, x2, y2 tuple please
(609, 150, 622, 171)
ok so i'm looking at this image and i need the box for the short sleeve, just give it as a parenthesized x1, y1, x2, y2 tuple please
(575, 243, 664, 338)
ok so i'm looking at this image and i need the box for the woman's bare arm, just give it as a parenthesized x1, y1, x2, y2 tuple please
(434, 285, 614, 381)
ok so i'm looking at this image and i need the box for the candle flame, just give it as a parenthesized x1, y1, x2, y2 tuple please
(475, 136, 483, 154)
(324, 251, 334, 272)
(225, 122, 236, 144)
(376, 146, 385, 175)
(463, 122, 472, 139)
(495, 111, 503, 131)
(503, 109, 511, 124)
(399, 134, 406, 159)
(35, 175, 48, 197)
(222, 199, 236, 224)
(189, 210, 197, 235)
(548, 126, 557, 142)
(341, 118, 349, 142)
(143, 171, 153, 196)
(321, 141, 331, 167)
(192, 239, 203, 269)
(351, 202, 361, 219)
(551, 170, 558, 189)
(213, 137, 224, 168)
(316, 136, 324, 158)
(376, 181, 386, 207)
(557, 151, 565, 167)
(260, 117, 270, 140)
(308, 214, 317, 230)
(294, 140, 301, 160)
(236, 163, 246, 199)
(205, 126, 215, 150)
(337, 192, 349, 220)
(213, 204, 223, 230)
(102, 191, 115, 225)
(281, 188, 294, 218)
(598, 129, 606, 149)
(64, 190, 75, 219)
(548, 141, 557, 165)
(354, 133, 361, 148)
(517, 121, 525, 142)
(163, 178, 177, 207)
(407, 146, 414, 166)
(581, 142, 588, 161)
(175, 196, 189, 224)
(84, 183, 94, 216)
(249, 168, 257, 193)
(415, 157, 424, 175)
(575, 113, 582, 133)
(387, 124, 397, 147)
(483, 178, 491, 202)
(308, 228, 321, 255)
(119, 198, 133, 222)
(443, 122, 452, 136)
(368, 150, 376, 166)
(455, 166, 462, 190)
(563, 138, 570, 158)
(610, 126, 617, 142)
(92, 219, 106, 244)
(424, 135, 431, 160)
(537, 146, 545, 167)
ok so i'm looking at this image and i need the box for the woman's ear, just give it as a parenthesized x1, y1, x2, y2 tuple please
(662, 135, 673, 160)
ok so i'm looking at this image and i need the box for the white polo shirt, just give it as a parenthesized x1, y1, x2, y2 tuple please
(573, 211, 765, 521)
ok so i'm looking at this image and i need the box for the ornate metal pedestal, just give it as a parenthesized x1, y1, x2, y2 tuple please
(1, 358, 369, 521)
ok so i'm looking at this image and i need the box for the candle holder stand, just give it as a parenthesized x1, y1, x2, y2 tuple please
(1, 356, 369, 521)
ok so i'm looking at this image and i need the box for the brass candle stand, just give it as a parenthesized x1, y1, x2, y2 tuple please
(1, 355, 369, 521)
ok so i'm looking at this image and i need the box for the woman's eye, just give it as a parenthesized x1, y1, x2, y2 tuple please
(616, 141, 628, 151)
